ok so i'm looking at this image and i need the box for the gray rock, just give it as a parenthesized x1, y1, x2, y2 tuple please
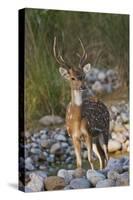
(40, 133, 48, 140)
(25, 131, 31, 138)
(106, 69, 115, 77)
(40, 129, 48, 135)
(64, 185, 72, 190)
(111, 106, 119, 114)
(92, 81, 104, 93)
(86, 74, 97, 83)
(103, 84, 112, 93)
(40, 139, 50, 148)
(70, 178, 91, 189)
(50, 143, 61, 154)
(116, 171, 129, 186)
(112, 133, 126, 144)
(31, 143, 38, 148)
(33, 171, 47, 179)
(83, 150, 88, 159)
(122, 165, 129, 172)
(39, 115, 64, 126)
(108, 139, 121, 153)
(31, 136, 36, 142)
(86, 170, 106, 186)
(25, 157, 35, 171)
(97, 169, 109, 177)
(120, 113, 129, 123)
(106, 157, 127, 173)
(47, 154, 55, 163)
(30, 148, 41, 154)
(73, 168, 86, 178)
(122, 156, 129, 166)
(57, 169, 73, 184)
(39, 165, 47, 170)
(96, 179, 116, 188)
(106, 159, 122, 173)
(36, 138, 41, 144)
(65, 157, 73, 164)
(97, 71, 106, 82)
(25, 187, 33, 192)
(116, 116, 123, 123)
(25, 143, 32, 149)
(54, 134, 66, 142)
(26, 173, 44, 192)
(33, 133, 40, 138)
(61, 142, 69, 148)
(107, 170, 119, 180)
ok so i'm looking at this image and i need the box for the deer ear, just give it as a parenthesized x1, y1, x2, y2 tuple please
(59, 67, 70, 80)
(83, 63, 91, 74)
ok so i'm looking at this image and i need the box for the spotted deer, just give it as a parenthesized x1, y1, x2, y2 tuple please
(53, 37, 110, 169)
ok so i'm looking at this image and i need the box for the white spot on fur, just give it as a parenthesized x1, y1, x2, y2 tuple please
(73, 90, 82, 106)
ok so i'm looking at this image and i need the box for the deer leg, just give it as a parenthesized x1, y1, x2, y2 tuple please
(72, 136, 82, 168)
(93, 142, 104, 170)
(99, 134, 109, 166)
(85, 135, 94, 170)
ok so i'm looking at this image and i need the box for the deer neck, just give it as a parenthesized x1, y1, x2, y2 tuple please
(71, 89, 82, 106)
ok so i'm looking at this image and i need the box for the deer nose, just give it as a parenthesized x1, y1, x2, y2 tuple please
(80, 84, 86, 90)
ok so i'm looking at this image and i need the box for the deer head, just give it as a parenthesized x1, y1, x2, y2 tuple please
(53, 37, 91, 91)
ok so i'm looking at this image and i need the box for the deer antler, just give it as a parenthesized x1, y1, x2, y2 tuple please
(53, 37, 71, 69)
(78, 38, 88, 69)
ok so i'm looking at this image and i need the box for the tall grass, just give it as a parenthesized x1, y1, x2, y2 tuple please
(24, 9, 129, 129)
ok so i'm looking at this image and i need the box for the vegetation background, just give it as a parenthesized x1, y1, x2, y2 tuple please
(25, 9, 129, 129)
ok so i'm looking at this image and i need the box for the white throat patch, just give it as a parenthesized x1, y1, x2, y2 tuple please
(73, 90, 82, 106)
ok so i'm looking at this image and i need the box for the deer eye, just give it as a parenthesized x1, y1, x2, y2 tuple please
(71, 77, 76, 80)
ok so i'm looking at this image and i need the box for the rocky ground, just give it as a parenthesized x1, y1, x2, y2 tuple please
(21, 101, 129, 172)
(23, 156, 129, 192)
(19, 68, 129, 192)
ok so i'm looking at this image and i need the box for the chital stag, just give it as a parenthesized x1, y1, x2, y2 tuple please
(53, 37, 109, 169)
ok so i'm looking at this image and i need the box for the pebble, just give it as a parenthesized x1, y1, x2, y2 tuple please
(107, 170, 119, 180)
(86, 170, 106, 186)
(31, 143, 38, 148)
(50, 143, 61, 154)
(97, 72, 106, 82)
(116, 171, 129, 186)
(25, 157, 35, 171)
(61, 142, 69, 148)
(40, 139, 50, 148)
(25, 131, 31, 138)
(54, 134, 66, 142)
(70, 178, 91, 189)
(73, 168, 85, 178)
(39, 115, 64, 126)
(83, 150, 88, 159)
(120, 113, 129, 123)
(57, 169, 73, 184)
(108, 139, 121, 153)
(25, 187, 34, 192)
(96, 179, 116, 188)
(106, 158, 126, 173)
(112, 133, 126, 144)
(44, 176, 65, 191)
(30, 148, 41, 154)
(92, 81, 103, 93)
(26, 173, 44, 192)
(111, 106, 119, 114)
